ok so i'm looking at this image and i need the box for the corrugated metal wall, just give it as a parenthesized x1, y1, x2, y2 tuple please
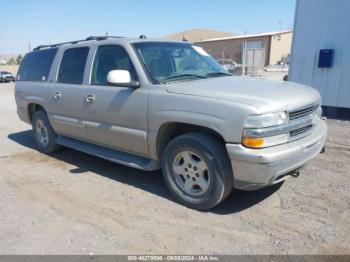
(289, 0, 350, 108)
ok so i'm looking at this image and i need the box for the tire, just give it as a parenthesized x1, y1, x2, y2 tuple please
(32, 110, 61, 153)
(162, 132, 234, 210)
(0, 78, 4, 83)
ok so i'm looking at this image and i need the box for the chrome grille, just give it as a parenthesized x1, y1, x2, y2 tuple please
(289, 104, 318, 120)
(290, 125, 313, 137)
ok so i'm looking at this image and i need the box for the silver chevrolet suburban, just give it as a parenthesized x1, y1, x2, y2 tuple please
(15, 36, 327, 210)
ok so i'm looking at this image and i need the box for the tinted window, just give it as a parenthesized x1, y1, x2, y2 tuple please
(58, 47, 89, 84)
(17, 48, 58, 81)
(91, 45, 137, 85)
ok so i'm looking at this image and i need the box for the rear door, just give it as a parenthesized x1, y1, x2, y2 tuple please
(50, 47, 89, 140)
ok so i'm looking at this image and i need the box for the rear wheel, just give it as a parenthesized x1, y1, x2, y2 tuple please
(162, 132, 234, 210)
(32, 110, 61, 153)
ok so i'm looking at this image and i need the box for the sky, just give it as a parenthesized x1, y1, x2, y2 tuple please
(1, 0, 296, 54)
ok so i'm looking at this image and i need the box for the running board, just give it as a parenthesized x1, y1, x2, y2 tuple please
(56, 136, 160, 171)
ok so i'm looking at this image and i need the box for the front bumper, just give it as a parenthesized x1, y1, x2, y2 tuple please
(226, 119, 327, 190)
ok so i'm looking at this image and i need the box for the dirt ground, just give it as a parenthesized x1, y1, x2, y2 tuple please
(0, 82, 349, 255)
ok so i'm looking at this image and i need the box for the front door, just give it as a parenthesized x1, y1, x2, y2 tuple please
(83, 45, 149, 157)
(50, 47, 89, 140)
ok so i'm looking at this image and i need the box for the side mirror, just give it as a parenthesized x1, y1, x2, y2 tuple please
(106, 70, 140, 88)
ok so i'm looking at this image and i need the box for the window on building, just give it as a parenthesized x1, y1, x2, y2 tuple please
(246, 40, 265, 49)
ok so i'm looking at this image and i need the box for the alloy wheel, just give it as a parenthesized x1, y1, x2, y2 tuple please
(35, 119, 49, 146)
(172, 150, 211, 196)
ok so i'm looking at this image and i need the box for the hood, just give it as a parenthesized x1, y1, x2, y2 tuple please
(165, 76, 321, 113)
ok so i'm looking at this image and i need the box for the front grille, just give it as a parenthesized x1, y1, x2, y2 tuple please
(290, 124, 313, 137)
(289, 104, 318, 120)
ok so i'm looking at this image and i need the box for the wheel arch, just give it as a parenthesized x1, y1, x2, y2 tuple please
(155, 122, 226, 161)
(27, 103, 46, 122)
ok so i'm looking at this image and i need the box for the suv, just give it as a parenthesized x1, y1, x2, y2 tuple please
(15, 36, 327, 210)
(0, 71, 15, 82)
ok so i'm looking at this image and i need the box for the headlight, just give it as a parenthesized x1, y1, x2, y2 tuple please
(242, 111, 288, 148)
(244, 112, 288, 128)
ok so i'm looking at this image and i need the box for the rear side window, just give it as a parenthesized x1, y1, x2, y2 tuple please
(17, 48, 58, 81)
(57, 47, 89, 84)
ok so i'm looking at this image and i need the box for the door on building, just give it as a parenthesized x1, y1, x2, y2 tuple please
(242, 40, 266, 75)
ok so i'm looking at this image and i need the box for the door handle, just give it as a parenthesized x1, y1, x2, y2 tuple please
(85, 94, 96, 103)
(52, 91, 62, 100)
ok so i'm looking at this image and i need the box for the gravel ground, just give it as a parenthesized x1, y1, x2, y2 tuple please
(0, 82, 349, 255)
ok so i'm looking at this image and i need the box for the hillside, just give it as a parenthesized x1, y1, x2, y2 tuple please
(162, 28, 237, 42)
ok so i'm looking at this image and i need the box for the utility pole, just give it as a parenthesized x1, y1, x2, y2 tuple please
(242, 40, 246, 76)
(105, 30, 108, 37)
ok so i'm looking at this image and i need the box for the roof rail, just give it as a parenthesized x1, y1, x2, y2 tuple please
(86, 35, 124, 41)
(33, 35, 124, 51)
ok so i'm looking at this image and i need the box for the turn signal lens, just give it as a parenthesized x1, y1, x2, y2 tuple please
(242, 134, 288, 148)
(242, 137, 264, 148)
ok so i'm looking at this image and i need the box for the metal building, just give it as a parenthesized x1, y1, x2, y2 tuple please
(289, 0, 350, 116)
(196, 30, 292, 75)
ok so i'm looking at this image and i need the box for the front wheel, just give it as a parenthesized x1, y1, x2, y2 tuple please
(162, 133, 234, 210)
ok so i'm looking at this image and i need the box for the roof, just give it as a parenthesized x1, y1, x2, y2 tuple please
(197, 30, 293, 43)
(162, 28, 237, 42)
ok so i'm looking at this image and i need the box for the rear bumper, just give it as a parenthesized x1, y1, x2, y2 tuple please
(226, 119, 327, 190)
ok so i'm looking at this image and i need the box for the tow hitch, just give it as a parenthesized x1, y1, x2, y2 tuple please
(291, 170, 300, 177)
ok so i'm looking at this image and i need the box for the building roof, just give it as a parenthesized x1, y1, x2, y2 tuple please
(197, 30, 293, 43)
(162, 28, 237, 42)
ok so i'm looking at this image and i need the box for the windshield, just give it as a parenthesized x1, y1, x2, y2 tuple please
(133, 42, 229, 83)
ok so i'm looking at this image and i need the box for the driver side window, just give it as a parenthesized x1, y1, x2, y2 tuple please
(91, 45, 137, 85)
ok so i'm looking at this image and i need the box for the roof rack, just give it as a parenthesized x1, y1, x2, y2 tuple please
(33, 36, 124, 51)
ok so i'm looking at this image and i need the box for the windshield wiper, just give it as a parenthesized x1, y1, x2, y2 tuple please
(206, 72, 232, 78)
(161, 74, 206, 83)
